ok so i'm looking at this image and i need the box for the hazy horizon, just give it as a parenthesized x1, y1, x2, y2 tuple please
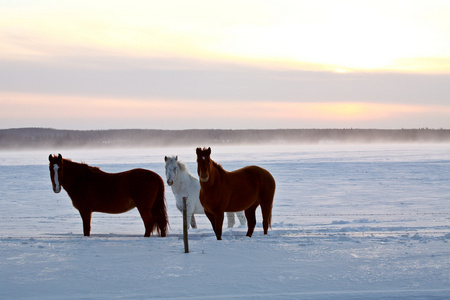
(1, 128, 449, 152)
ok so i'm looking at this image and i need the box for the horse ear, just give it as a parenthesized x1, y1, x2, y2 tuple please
(175, 156, 178, 160)
(164, 156, 167, 162)
(48, 154, 52, 162)
(207, 147, 211, 156)
(58, 154, 62, 162)
(196, 148, 201, 155)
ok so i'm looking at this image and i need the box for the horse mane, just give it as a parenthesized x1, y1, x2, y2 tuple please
(63, 158, 101, 173)
(177, 160, 197, 177)
(176, 160, 187, 172)
(211, 160, 226, 175)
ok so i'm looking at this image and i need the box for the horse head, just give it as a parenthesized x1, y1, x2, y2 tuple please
(48, 153, 63, 193)
(164, 155, 179, 186)
(196, 147, 211, 183)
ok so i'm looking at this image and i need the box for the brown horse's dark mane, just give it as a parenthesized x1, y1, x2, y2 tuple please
(63, 158, 102, 174)
(210, 159, 226, 175)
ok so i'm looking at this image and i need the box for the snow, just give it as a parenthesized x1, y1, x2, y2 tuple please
(1, 143, 449, 299)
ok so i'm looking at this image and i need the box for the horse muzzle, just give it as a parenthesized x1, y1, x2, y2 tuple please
(53, 185, 61, 193)
(167, 179, 174, 186)
(199, 175, 209, 183)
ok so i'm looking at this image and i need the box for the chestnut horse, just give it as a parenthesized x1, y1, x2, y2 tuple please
(48, 154, 168, 237)
(196, 147, 276, 240)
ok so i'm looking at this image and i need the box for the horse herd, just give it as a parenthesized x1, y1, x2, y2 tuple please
(48, 147, 276, 240)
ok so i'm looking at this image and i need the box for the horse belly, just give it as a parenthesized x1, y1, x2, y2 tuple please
(92, 194, 136, 214)
(89, 178, 137, 213)
(226, 188, 259, 212)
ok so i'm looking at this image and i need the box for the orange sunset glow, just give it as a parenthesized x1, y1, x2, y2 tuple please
(1, 0, 450, 129)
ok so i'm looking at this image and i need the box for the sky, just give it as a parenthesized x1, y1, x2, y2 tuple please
(1, 0, 450, 130)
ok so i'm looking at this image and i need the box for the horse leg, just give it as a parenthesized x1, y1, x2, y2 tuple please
(226, 212, 235, 228)
(190, 214, 197, 229)
(260, 191, 275, 235)
(213, 213, 224, 240)
(245, 203, 259, 237)
(155, 215, 167, 237)
(205, 210, 224, 239)
(79, 210, 92, 236)
(186, 201, 197, 229)
(205, 210, 216, 232)
(261, 204, 272, 235)
(236, 211, 247, 226)
(137, 205, 154, 237)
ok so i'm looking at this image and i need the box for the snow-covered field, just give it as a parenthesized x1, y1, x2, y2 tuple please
(1, 143, 449, 299)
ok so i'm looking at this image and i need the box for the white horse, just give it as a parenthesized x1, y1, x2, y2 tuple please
(164, 156, 247, 229)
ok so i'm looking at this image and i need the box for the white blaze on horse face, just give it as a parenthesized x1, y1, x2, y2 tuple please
(53, 164, 61, 193)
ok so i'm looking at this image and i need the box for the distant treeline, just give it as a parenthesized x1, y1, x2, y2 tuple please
(0, 128, 449, 149)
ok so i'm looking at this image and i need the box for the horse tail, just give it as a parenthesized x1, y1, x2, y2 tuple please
(267, 178, 276, 230)
(260, 171, 276, 234)
(152, 176, 169, 237)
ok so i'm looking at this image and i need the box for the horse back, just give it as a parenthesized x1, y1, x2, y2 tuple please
(119, 168, 164, 201)
(229, 165, 275, 191)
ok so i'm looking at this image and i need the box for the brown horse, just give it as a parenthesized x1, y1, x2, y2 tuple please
(196, 147, 276, 240)
(48, 154, 168, 237)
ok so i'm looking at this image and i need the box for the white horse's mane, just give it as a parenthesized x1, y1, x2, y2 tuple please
(177, 160, 187, 171)
(177, 160, 194, 176)
(166, 156, 194, 176)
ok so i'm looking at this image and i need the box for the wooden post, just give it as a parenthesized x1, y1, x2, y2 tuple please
(182, 197, 189, 253)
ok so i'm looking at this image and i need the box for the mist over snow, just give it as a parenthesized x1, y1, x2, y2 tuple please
(1, 128, 450, 150)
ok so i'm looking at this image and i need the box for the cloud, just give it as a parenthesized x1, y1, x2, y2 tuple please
(1, 56, 450, 106)
(3, 1, 450, 72)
